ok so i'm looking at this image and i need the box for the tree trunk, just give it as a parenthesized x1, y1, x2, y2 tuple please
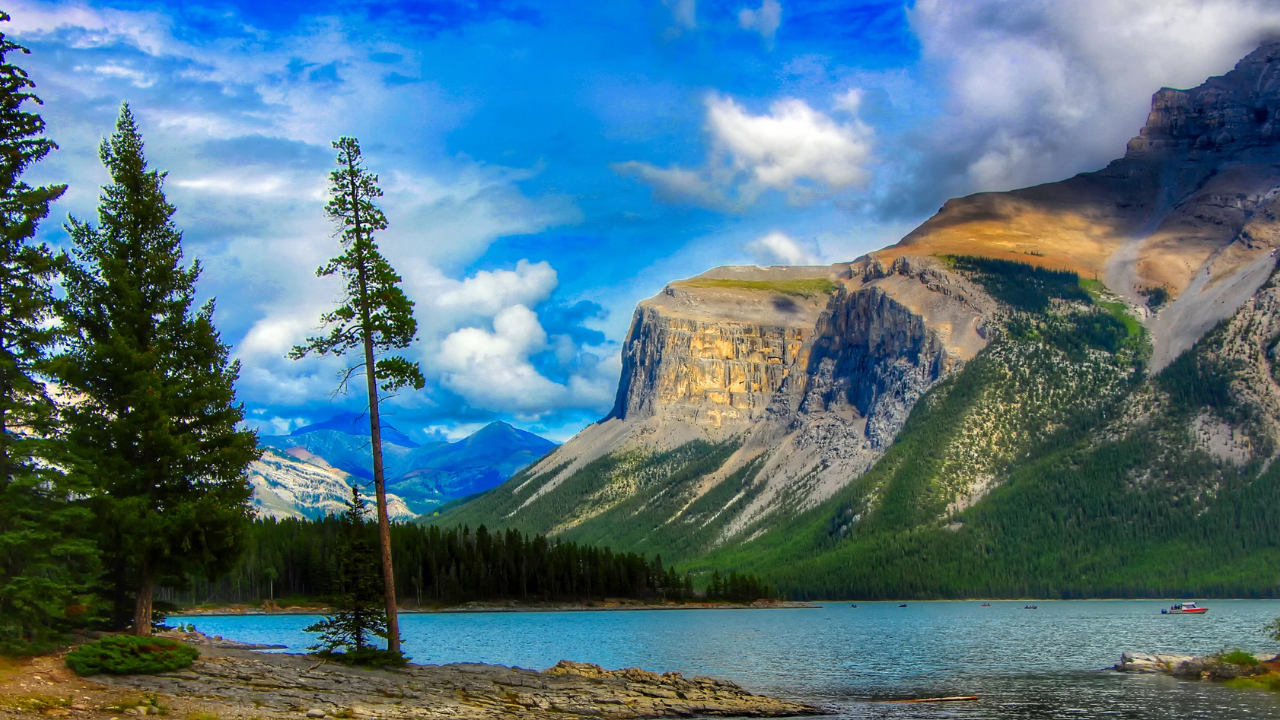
(133, 563, 153, 637)
(362, 335, 400, 654)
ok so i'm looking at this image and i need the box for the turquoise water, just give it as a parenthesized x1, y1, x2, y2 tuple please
(185, 600, 1280, 718)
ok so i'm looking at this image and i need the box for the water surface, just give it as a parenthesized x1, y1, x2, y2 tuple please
(186, 600, 1280, 719)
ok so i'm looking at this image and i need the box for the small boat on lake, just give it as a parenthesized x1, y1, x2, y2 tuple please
(1024, 604, 1037, 610)
(1162, 602, 1208, 614)
(980, 603, 991, 607)
(898, 603, 908, 608)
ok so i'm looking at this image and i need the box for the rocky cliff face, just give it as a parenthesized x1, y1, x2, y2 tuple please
(441, 257, 993, 550)
(886, 40, 1280, 370)
(438, 42, 1280, 585)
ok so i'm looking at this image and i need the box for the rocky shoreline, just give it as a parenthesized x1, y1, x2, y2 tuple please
(1115, 652, 1280, 682)
(86, 637, 822, 720)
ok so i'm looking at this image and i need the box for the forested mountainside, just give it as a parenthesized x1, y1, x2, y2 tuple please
(434, 42, 1280, 598)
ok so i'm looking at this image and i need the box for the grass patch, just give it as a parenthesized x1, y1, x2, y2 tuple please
(65, 636, 198, 676)
(1216, 649, 1260, 666)
(675, 277, 837, 297)
(0, 693, 71, 713)
(1079, 278, 1143, 340)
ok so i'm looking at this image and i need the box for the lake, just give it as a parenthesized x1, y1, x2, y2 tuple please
(184, 600, 1280, 719)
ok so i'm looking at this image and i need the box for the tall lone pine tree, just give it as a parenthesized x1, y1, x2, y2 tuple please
(57, 105, 260, 635)
(291, 137, 423, 654)
(0, 12, 96, 648)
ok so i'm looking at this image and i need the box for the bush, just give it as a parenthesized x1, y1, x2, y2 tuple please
(314, 647, 407, 668)
(64, 635, 199, 676)
(1216, 649, 1259, 666)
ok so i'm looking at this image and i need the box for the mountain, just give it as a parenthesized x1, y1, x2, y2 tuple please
(256, 415, 556, 516)
(248, 446, 416, 521)
(435, 42, 1280, 598)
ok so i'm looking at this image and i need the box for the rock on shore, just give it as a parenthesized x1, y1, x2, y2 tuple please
(1115, 652, 1274, 680)
(95, 644, 822, 719)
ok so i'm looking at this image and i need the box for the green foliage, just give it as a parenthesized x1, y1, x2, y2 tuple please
(1139, 285, 1170, 309)
(179, 517, 699, 606)
(64, 635, 198, 676)
(946, 255, 1090, 311)
(692, 276, 1280, 598)
(290, 137, 422, 652)
(289, 136, 423, 394)
(1216, 649, 1260, 666)
(676, 277, 837, 297)
(436, 441, 744, 564)
(305, 484, 394, 657)
(1266, 617, 1280, 644)
(704, 570, 772, 602)
(0, 13, 96, 648)
(55, 105, 259, 631)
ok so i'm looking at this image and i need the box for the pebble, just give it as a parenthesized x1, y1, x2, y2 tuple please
(306, 709, 327, 718)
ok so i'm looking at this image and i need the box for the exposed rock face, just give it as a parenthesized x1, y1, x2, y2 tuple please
(440, 41, 1280, 573)
(249, 447, 417, 522)
(455, 257, 993, 549)
(97, 645, 820, 719)
(883, 40, 1280, 370)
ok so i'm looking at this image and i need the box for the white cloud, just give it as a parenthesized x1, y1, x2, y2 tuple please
(708, 94, 871, 192)
(438, 305, 562, 413)
(738, 0, 782, 46)
(618, 92, 873, 209)
(743, 231, 819, 265)
(907, 0, 1280, 195)
(433, 260, 559, 319)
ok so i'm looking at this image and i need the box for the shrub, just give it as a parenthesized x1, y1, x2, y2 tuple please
(64, 635, 198, 676)
(1216, 649, 1259, 666)
(315, 647, 407, 668)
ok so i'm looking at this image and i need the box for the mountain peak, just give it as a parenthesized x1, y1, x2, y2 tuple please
(291, 411, 420, 448)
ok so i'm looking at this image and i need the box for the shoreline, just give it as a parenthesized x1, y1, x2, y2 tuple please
(171, 600, 821, 616)
(0, 632, 824, 719)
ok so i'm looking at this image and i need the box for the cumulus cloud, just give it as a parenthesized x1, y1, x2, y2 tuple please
(433, 260, 558, 319)
(902, 0, 1280, 206)
(6, 0, 600, 431)
(617, 91, 872, 209)
(743, 231, 819, 265)
(738, 0, 782, 46)
(438, 305, 614, 415)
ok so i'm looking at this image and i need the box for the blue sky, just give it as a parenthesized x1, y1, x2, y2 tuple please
(11, 0, 1280, 441)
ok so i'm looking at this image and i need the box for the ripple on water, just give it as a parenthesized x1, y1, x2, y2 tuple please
(184, 600, 1280, 719)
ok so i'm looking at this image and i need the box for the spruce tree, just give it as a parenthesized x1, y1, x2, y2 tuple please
(291, 137, 422, 654)
(305, 483, 398, 662)
(0, 13, 96, 649)
(56, 105, 260, 635)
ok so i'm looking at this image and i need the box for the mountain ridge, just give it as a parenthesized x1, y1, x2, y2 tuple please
(432, 41, 1280, 597)
(251, 415, 557, 518)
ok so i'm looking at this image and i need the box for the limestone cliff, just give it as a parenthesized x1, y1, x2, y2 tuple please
(436, 42, 1280, 584)
(442, 257, 993, 549)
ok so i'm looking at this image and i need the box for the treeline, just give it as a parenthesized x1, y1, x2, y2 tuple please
(0, 16, 260, 653)
(167, 518, 773, 606)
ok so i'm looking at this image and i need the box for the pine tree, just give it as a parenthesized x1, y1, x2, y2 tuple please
(305, 484, 399, 663)
(0, 13, 97, 649)
(290, 137, 422, 654)
(56, 105, 260, 635)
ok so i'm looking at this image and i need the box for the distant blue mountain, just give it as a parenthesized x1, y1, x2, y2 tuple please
(290, 411, 420, 448)
(258, 414, 557, 515)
